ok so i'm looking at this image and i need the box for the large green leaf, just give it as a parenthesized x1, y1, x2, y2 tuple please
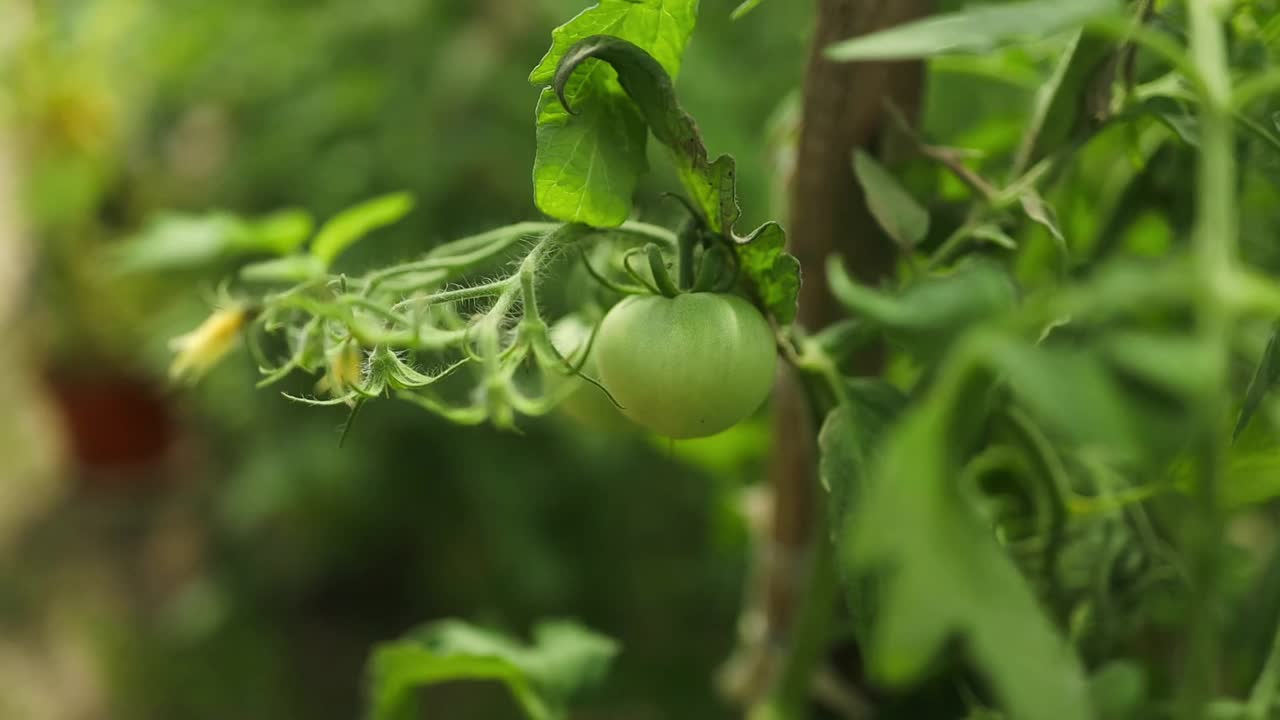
(825, 0, 1120, 62)
(367, 619, 617, 720)
(841, 356, 1091, 720)
(529, 0, 699, 227)
(549, 35, 800, 322)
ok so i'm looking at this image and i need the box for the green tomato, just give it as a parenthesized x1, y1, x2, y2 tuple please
(549, 315, 632, 431)
(595, 293, 777, 439)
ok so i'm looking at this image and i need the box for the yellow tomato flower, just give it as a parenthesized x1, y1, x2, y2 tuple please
(168, 306, 249, 383)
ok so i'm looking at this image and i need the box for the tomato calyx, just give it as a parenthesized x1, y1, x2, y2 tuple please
(584, 193, 741, 300)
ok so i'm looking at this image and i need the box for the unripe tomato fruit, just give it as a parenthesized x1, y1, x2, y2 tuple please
(595, 293, 776, 439)
(549, 316, 633, 431)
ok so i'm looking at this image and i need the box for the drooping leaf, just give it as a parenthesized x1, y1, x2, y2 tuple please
(827, 257, 1016, 360)
(1234, 322, 1280, 441)
(825, 0, 1120, 62)
(310, 192, 415, 267)
(853, 149, 930, 249)
(1015, 29, 1117, 169)
(529, 0, 699, 227)
(1020, 191, 1067, 258)
(367, 619, 617, 720)
(550, 35, 800, 322)
(551, 35, 735, 234)
(735, 222, 801, 324)
(843, 358, 1091, 720)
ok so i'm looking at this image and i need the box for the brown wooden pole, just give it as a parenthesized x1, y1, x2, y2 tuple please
(763, 0, 931, 696)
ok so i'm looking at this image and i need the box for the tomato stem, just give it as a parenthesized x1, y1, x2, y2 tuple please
(678, 226, 697, 290)
(645, 244, 682, 297)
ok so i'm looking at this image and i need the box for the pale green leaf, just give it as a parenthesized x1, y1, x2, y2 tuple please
(533, 85, 648, 227)
(853, 150, 930, 248)
(240, 255, 325, 284)
(238, 208, 315, 255)
(825, 0, 1120, 62)
(310, 192, 415, 267)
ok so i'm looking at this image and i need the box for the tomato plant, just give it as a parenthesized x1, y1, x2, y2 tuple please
(82, 0, 1280, 718)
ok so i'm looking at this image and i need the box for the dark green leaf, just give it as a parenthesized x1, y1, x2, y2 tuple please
(735, 222, 801, 324)
(853, 150, 930, 249)
(367, 619, 617, 720)
(311, 192, 415, 267)
(1016, 30, 1117, 169)
(825, 0, 1120, 62)
(1234, 322, 1280, 441)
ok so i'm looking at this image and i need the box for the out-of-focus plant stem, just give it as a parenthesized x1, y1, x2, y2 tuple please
(1181, 0, 1237, 716)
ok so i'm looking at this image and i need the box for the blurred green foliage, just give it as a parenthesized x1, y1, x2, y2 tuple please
(3, 1, 804, 718)
(10, 0, 1280, 718)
